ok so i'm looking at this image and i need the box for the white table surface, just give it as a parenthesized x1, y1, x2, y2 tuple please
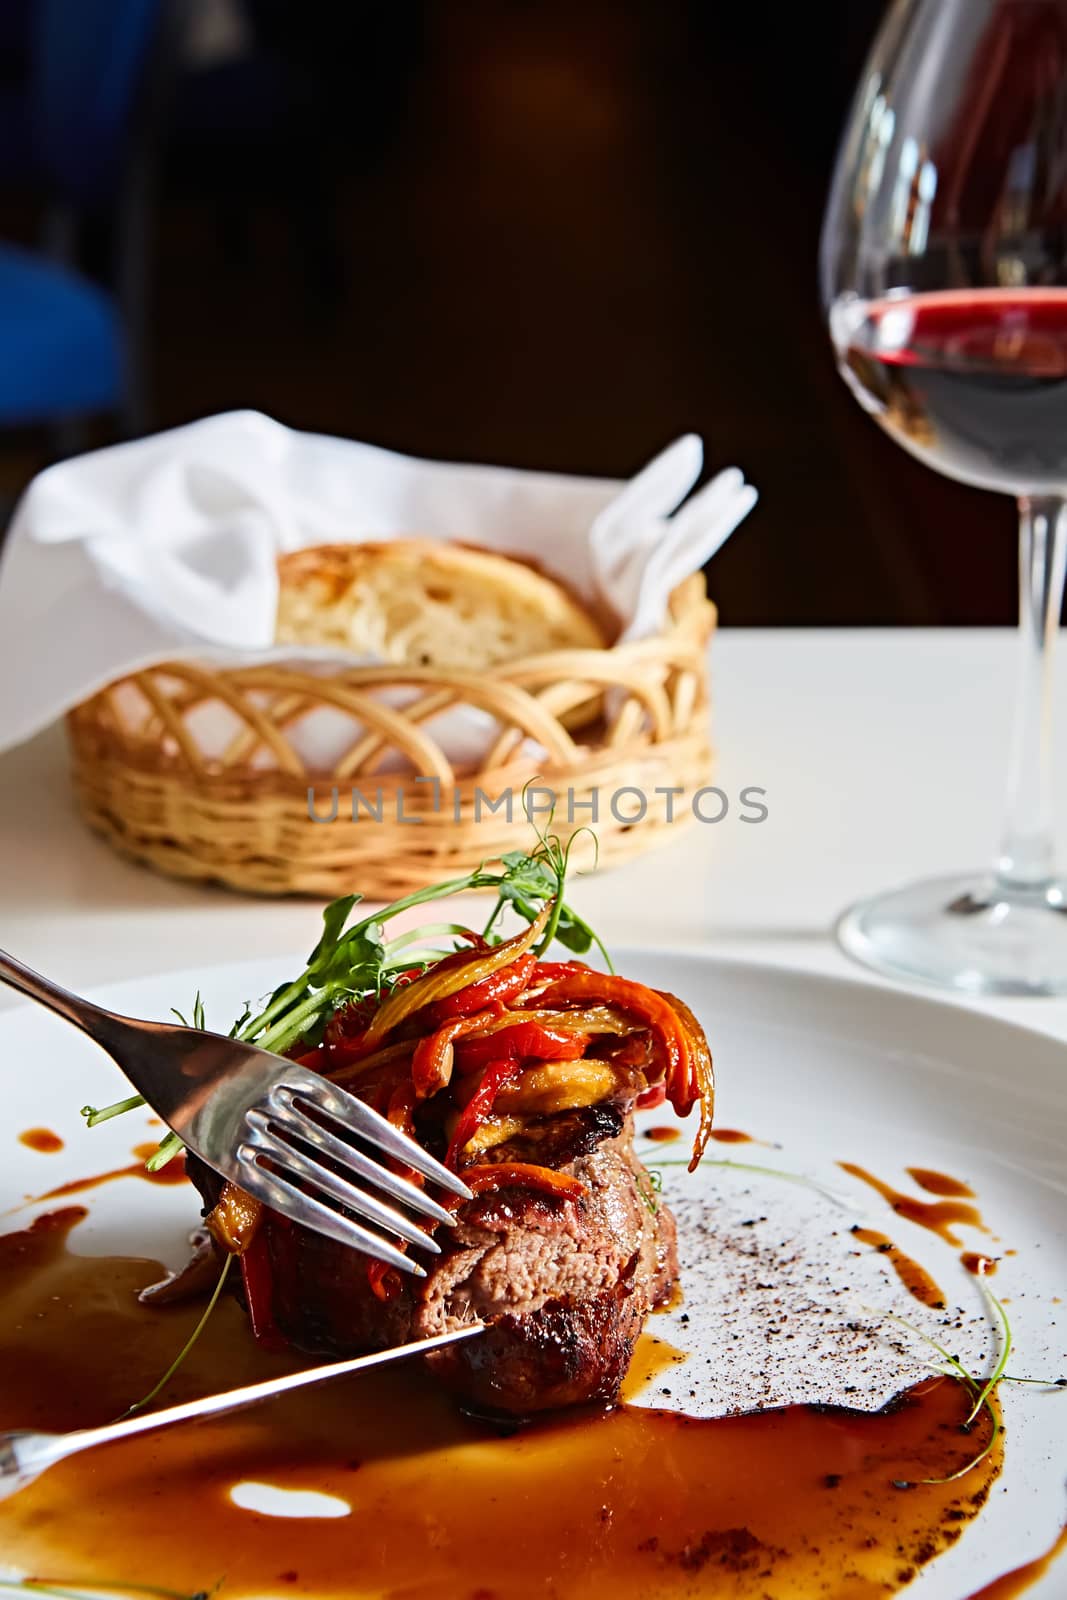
(3, 628, 1066, 1041)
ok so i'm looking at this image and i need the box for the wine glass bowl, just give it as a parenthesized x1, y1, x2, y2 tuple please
(822, 0, 1067, 995)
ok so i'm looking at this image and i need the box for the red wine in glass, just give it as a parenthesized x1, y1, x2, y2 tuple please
(835, 289, 1067, 495)
(822, 0, 1067, 995)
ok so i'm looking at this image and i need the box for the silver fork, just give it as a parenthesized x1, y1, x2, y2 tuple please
(0, 949, 471, 1275)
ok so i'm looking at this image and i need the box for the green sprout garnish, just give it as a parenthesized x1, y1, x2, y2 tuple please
(79, 1094, 146, 1128)
(865, 1283, 1014, 1486)
(170, 994, 206, 1032)
(119, 1254, 234, 1420)
(636, 1168, 661, 1215)
(80, 834, 609, 1170)
(649, 1156, 860, 1210)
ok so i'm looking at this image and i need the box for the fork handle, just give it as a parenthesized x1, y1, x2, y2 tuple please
(0, 1432, 63, 1501)
(0, 1324, 486, 1500)
(0, 947, 116, 1038)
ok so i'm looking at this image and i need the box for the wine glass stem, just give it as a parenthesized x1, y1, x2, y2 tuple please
(996, 496, 1067, 894)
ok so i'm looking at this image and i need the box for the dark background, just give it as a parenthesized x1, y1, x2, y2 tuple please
(0, 0, 1020, 625)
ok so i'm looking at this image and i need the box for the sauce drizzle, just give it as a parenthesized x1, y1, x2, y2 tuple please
(31, 1144, 189, 1201)
(962, 1252, 999, 1278)
(963, 1523, 1067, 1599)
(709, 1128, 756, 1144)
(839, 1161, 987, 1246)
(907, 1166, 976, 1198)
(644, 1125, 681, 1143)
(18, 1127, 64, 1154)
(851, 1225, 947, 1308)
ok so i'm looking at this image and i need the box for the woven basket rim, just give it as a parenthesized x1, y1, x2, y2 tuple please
(65, 575, 717, 896)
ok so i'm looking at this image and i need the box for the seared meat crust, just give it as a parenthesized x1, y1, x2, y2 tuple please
(187, 1121, 676, 1415)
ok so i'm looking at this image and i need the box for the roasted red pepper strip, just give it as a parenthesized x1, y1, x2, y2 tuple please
(453, 1021, 589, 1073)
(636, 1081, 667, 1110)
(360, 903, 552, 1050)
(445, 1058, 523, 1169)
(365, 1083, 425, 1297)
(533, 971, 694, 1117)
(366, 1259, 404, 1302)
(239, 1228, 287, 1348)
(457, 1162, 588, 1203)
(528, 960, 591, 983)
(428, 952, 537, 1023)
(410, 1005, 507, 1099)
(383, 1079, 428, 1190)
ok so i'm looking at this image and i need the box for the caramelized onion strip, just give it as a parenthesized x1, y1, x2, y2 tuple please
(206, 1181, 263, 1256)
(359, 903, 552, 1050)
(656, 988, 715, 1170)
(495, 1060, 620, 1117)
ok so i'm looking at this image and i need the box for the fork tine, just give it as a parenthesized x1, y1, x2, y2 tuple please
(236, 1153, 426, 1277)
(267, 1099, 456, 1227)
(245, 1111, 442, 1255)
(281, 1071, 473, 1199)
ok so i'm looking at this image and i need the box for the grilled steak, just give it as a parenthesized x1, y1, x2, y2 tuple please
(182, 883, 713, 1418)
(187, 1121, 677, 1416)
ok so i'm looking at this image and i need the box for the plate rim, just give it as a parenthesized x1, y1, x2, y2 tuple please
(2, 941, 1061, 1061)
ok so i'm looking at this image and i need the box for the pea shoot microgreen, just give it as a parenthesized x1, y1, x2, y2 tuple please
(863, 1286, 1013, 1486)
(79, 834, 608, 1171)
(119, 1254, 234, 1420)
(636, 1167, 662, 1215)
(647, 1155, 860, 1211)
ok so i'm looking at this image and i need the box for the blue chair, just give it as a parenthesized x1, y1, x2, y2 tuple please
(0, 0, 169, 432)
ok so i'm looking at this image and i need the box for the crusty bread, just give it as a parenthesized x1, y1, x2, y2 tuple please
(275, 540, 607, 669)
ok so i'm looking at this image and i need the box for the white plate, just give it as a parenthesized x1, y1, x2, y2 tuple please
(1, 949, 1065, 1597)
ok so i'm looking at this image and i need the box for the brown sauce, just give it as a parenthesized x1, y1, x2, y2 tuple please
(851, 1226, 947, 1309)
(839, 1162, 987, 1246)
(907, 1167, 976, 1199)
(709, 1128, 756, 1144)
(0, 1209, 1004, 1599)
(654, 1279, 685, 1314)
(963, 1524, 1067, 1599)
(619, 1332, 689, 1401)
(17, 1126, 64, 1153)
(31, 1142, 189, 1201)
(962, 1253, 998, 1278)
(644, 1125, 682, 1143)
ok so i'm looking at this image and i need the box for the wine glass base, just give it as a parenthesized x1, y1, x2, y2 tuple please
(836, 873, 1067, 997)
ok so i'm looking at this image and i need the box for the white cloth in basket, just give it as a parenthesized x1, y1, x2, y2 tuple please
(0, 412, 757, 761)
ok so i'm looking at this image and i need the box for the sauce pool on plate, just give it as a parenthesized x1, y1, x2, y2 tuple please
(0, 1208, 1009, 1600)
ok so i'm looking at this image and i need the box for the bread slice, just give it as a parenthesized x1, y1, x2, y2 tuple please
(275, 540, 607, 669)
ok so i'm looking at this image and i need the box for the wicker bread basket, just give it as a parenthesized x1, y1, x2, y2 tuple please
(66, 571, 716, 898)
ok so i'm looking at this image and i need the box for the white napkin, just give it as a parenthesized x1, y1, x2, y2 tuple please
(0, 411, 757, 758)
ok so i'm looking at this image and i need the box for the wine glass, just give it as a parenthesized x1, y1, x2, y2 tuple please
(822, 0, 1067, 996)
